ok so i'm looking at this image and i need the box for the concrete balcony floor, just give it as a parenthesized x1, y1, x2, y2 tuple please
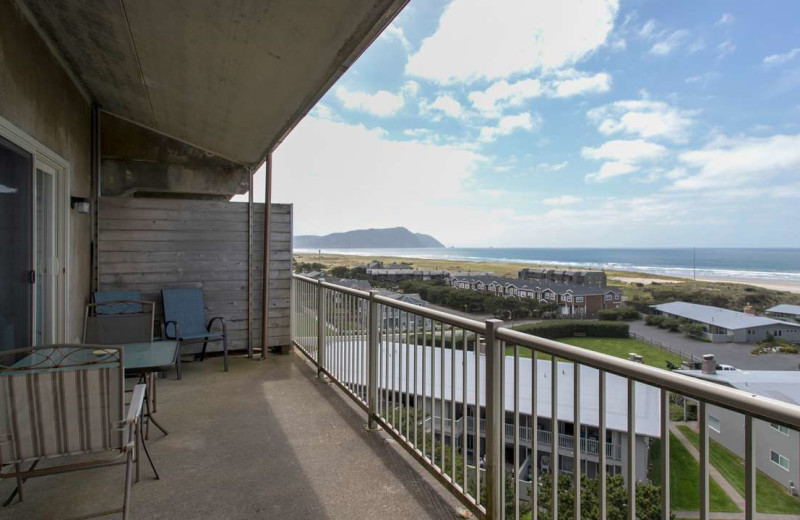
(0, 352, 462, 519)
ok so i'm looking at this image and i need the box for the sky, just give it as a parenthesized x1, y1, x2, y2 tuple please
(240, 0, 800, 248)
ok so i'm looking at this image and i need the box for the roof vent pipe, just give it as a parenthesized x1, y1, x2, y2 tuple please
(702, 354, 716, 374)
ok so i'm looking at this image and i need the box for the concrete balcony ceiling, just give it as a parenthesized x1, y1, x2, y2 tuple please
(19, 0, 406, 165)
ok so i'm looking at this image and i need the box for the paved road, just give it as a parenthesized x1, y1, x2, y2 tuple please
(629, 320, 800, 371)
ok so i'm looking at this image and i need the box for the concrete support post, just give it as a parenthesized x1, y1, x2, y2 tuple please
(485, 319, 504, 520)
(317, 279, 325, 379)
(367, 290, 379, 429)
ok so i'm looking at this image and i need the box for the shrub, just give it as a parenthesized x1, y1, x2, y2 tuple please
(780, 345, 798, 354)
(619, 308, 641, 320)
(645, 315, 664, 326)
(514, 320, 629, 340)
(597, 309, 619, 321)
(681, 323, 705, 338)
(658, 317, 680, 331)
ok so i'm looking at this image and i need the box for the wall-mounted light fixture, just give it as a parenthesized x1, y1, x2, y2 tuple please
(70, 196, 90, 214)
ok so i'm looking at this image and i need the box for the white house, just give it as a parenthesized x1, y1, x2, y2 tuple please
(652, 301, 800, 343)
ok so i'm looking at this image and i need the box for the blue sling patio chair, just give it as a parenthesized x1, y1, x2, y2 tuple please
(161, 289, 228, 380)
(0, 345, 155, 519)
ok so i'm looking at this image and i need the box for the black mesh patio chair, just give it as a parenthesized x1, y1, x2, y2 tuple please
(161, 288, 228, 380)
(0, 345, 154, 519)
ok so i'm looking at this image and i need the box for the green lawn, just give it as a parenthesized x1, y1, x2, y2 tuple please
(504, 337, 684, 369)
(649, 433, 740, 512)
(677, 425, 800, 514)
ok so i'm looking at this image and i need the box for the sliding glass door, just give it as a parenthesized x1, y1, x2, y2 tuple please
(0, 136, 60, 350)
(0, 135, 33, 350)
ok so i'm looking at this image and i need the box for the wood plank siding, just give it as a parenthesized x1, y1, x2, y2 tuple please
(98, 197, 292, 352)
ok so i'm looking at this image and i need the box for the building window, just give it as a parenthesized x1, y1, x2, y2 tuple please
(614, 293, 621, 300)
(771, 450, 790, 471)
(770, 423, 790, 436)
(604, 294, 612, 301)
(708, 415, 720, 433)
(576, 296, 584, 303)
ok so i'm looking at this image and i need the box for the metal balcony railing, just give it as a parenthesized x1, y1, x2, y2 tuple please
(291, 274, 800, 520)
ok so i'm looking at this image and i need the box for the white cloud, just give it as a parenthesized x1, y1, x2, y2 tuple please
(638, 19, 657, 39)
(764, 48, 800, 67)
(582, 139, 668, 182)
(649, 29, 690, 56)
(381, 23, 412, 52)
(672, 133, 800, 190)
(406, 0, 619, 83)
(335, 86, 406, 117)
(582, 139, 667, 162)
(468, 71, 611, 116)
(550, 70, 612, 97)
(479, 112, 541, 142)
(715, 13, 734, 26)
(468, 79, 544, 116)
(538, 161, 569, 172)
(587, 99, 695, 142)
(311, 104, 336, 120)
(543, 195, 582, 206)
(716, 40, 736, 59)
(427, 95, 464, 119)
(685, 72, 719, 88)
(242, 117, 493, 244)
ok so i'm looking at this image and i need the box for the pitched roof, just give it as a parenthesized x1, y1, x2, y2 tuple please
(449, 274, 619, 296)
(767, 304, 800, 316)
(652, 301, 798, 330)
(676, 370, 800, 406)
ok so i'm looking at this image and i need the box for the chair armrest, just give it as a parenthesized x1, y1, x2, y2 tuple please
(164, 320, 180, 340)
(207, 316, 227, 334)
(126, 384, 147, 426)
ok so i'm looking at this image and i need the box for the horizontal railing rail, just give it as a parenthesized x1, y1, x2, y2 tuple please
(291, 274, 800, 520)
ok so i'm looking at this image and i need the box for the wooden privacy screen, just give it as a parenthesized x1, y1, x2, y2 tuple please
(98, 197, 291, 352)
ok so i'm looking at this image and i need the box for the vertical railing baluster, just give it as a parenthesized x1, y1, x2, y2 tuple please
(367, 290, 378, 430)
(574, 361, 581, 518)
(660, 388, 670, 520)
(405, 312, 410, 441)
(599, 369, 607, 520)
(475, 329, 481, 507)
(451, 325, 456, 482)
(531, 349, 538, 519)
(699, 401, 709, 520)
(317, 280, 325, 378)
(551, 355, 559, 519)
(431, 321, 437, 465)
(392, 309, 397, 428)
(485, 319, 504, 520)
(462, 327, 468, 491)
(744, 415, 755, 520)
(514, 344, 520, 520)
(422, 316, 428, 459)
(627, 379, 636, 520)
(440, 321, 445, 470)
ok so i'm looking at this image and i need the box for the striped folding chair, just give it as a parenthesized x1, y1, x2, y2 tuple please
(0, 345, 152, 519)
(162, 289, 228, 380)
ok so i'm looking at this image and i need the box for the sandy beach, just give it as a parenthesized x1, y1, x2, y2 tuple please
(295, 251, 800, 294)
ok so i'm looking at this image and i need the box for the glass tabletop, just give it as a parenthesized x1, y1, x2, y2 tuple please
(8, 342, 178, 373)
(119, 341, 179, 371)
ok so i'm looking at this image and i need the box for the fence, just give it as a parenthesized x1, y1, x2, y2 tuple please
(629, 331, 698, 364)
(292, 274, 800, 520)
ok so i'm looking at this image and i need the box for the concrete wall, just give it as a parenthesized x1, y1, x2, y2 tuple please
(0, 0, 92, 341)
(100, 113, 249, 198)
(707, 404, 799, 491)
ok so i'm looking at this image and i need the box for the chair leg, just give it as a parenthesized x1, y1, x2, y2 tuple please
(200, 339, 208, 361)
(223, 334, 229, 372)
(139, 415, 160, 480)
(122, 450, 134, 520)
(176, 342, 182, 380)
(13, 463, 23, 503)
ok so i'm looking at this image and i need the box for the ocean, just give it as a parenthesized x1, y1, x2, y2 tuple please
(294, 247, 800, 283)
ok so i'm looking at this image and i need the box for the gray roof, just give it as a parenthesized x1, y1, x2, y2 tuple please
(652, 301, 797, 331)
(329, 278, 372, 291)
(767, 304, 800, 316)
(449, 274, 620, 296)
(675, 370, 800, 406)
(334, 342, 660, 437)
